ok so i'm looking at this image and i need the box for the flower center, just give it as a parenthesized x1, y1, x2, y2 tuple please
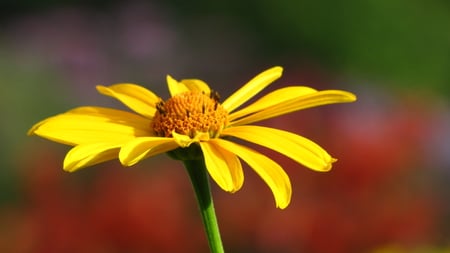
(152, 91, 228, 138)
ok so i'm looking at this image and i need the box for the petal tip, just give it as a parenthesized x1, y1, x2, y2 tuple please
(273, 66, 283, 72)
(63, 159, 78, 173)
(276, 202, 289, 209)
(95, 85, 108, 92)
(321, 158, 337, 172)
(264, 66, 283, 79)
(275, 195, 291, 209)
(118, 149, 139, 167)
(347, 92, 357, 102)
(63, 166, 76, 173)
(27, 127, 36, 136)
(166, 75, 176, 82)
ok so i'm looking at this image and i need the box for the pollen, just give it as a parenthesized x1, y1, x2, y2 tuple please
(152, 91, 228, 138)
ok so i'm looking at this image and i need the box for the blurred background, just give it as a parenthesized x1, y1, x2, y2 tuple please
(1, 0, 449, 252)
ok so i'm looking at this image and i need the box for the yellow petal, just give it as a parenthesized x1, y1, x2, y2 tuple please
(172, 131, 210, 148)
(222, 125, 335, 172)
(64, 143, 121, 172)
(28, 106, 152, 145)
(222, 66, 283, 113)
(171, 132, 196, 147)
(167, 75, 212, 97)
(228, 86, 317, 121)
(167, 75, 190, 97)
(67, 106, 152, 126)
(97, 84, 160, 118)
(119, 137, 178, 166)
(212, 138, 291, 209)
(180, 79, 211, 94)
(230, 90, 357, 126)
(200, 141, 243, 193)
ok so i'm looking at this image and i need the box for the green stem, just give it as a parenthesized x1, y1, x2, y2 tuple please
(183, 159, 225, 253)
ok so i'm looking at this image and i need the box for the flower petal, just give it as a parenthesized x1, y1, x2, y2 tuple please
(200, 141, 243, 193)
(64, 143, 121, 172)
(211, 139, 291, 209)
(119, 137, 178, 166)
(230, 90, 357, 126)
(67, 106, 152, 126)
(222, 66, 283, 113)
(28, 107, 152, 145)
(167, 75, 212, 97)
(97, 84, 160, 118)
(180, 79, 211, 94)
(228, 86, 317, 121)
(172, 131, 210, 148)
(171, 132, 195, 148)
(222, 125, 335, 172)
(167, 75, 190, 96)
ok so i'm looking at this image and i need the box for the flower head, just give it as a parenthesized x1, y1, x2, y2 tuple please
(28, 66, 356, 208)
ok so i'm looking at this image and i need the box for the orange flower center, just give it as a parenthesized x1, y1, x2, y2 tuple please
(152, 91, 228, 138)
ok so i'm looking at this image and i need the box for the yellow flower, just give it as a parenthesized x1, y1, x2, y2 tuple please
(28, 66, 356, 209)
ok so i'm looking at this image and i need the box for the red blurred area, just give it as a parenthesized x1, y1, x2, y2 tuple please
(4, 146, 207, 253)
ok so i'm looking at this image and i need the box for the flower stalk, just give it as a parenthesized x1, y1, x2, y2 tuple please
(183, 159, 225, 253)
